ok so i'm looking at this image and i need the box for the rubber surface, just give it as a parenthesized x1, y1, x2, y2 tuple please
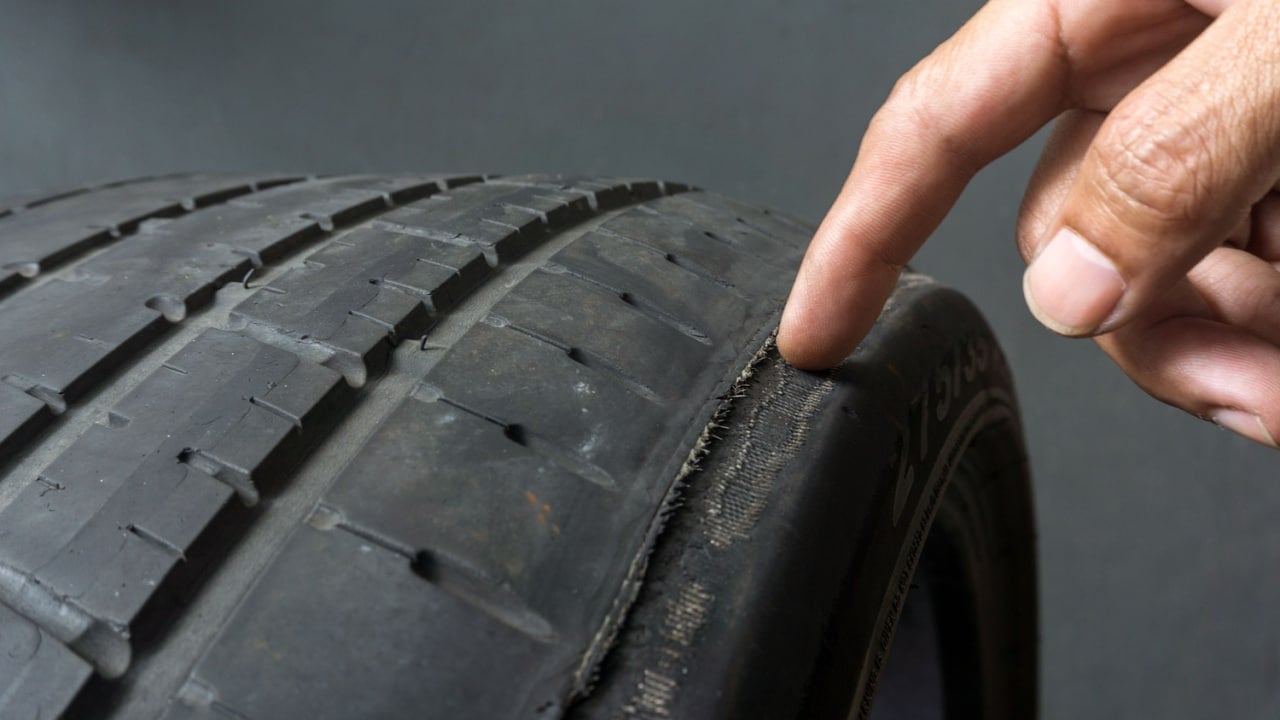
(572, 275, 1037, 719)
(0, 173, 822, 718)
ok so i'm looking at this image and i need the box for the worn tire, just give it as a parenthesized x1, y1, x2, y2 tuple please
(0, 173, 1035, 719)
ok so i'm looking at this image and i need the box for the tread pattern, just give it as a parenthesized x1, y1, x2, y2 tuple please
(0, 175, 187, 223)
(0, 174, 301, 294)
(0, 173, 317, 464)
(0, 174, 478, 466)
(0, 174, 810, 719)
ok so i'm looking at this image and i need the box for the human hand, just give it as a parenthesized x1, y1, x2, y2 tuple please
(778, 0, 1280, 448)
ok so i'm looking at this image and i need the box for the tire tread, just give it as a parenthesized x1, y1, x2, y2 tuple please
(0, 173, 808, 719)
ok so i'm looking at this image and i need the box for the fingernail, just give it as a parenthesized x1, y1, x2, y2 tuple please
(1211, 409, 1279, 449)
(1023, 227, 1126, 336)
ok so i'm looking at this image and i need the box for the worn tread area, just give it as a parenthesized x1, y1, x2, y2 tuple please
(0, 174, 807, 720)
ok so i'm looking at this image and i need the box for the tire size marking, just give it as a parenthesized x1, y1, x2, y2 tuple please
(891, 336, 993, 527)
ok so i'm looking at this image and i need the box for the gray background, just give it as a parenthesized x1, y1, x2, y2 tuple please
(1, 1, 1277, 717)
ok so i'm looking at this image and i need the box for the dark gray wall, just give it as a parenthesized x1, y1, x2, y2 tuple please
(2, 1, 1277, 717)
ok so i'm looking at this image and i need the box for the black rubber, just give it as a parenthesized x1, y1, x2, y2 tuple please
(0, 173, 1035, 719)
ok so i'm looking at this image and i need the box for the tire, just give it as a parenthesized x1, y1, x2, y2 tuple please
(0, 173, 1036, 719)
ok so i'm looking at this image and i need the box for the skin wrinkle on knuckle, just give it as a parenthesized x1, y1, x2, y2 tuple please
(1193, 251, 1277, 326)
(1244, 281, 1280, 327)
(1092, 106, 1214, 229)
(1217, 7, 1280, 200)
(1191, 251, 1237, 306)
(827, 213, 909, 277)
(881, 60, 983, 180)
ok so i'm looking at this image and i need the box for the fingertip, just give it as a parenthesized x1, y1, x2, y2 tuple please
(777, 312, 835, 371)
(777, 295, 857, 370)
(777, 335, 847, 371)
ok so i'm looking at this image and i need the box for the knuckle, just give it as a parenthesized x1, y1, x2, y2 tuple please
(1248, 281, 1280, 323)
(885, 64, 932, 115)
(1091, 111, 1215, 224)
(878, 70, 932, 137)
(879, 66, 979, 176)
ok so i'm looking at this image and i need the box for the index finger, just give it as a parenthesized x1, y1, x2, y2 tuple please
(778, 0, 1069, 368)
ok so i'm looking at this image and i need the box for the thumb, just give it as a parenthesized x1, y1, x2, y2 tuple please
(1023, 0, 1280, 337)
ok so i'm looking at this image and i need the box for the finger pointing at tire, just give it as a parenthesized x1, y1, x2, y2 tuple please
(777, 0, 1073, 369)
(777, 0, 1213, 369)
(781, 0, 1280, 447)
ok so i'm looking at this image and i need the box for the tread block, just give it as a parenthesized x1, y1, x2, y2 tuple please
(0, 177, 466, 467)
(173, 187, 815, 719)
(229, 227, 458, 369)
(655, 193, 806, 257)
(227, 178, 661, 381)
(375, 200, 541, 260)
(0, 279, 171, 401)
(0, 331, 271, 577)
(485, 175, 667, 210)
(321, 396, 635, 636)
(539, 196, 809, 342)
(0, 383, 52, 464)
(0, 175, 298, 289)
(0, 177, 816, 717)
(595, 210, 794, 293)
(675, 191, 813, 241)
(167, 525, 554, 720)
(374, 181, 597, 261)
(309, 174, 474, 203)
(0, 604, 93, 719)
(0, 184, 90, 218)
(0, 329, 344, 635)
(492, 246, 731, 399)
(143, 195, 319, 265)
(426, 321, 671, 489)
